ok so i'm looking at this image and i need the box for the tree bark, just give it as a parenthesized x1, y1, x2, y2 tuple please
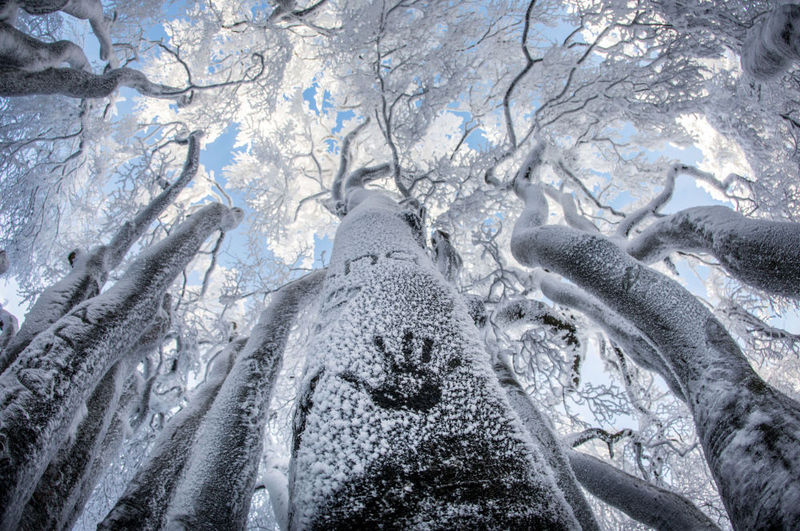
(0, 131, 202, 372)
(288, 191, 579, 529)
(0, 65, 189, 101)
(626, 205, 800, 298)
(0, 202, 242, 530)
(165, 270, 324, 530)
(567, 450, 720, 531)
(511, 180, 800, 529)
(97, 338, 246, 531)
(494, 357, 601, 531)
(741, 4, 800, 80)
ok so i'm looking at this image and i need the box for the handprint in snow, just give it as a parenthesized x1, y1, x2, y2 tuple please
(341, 330, 449, 412)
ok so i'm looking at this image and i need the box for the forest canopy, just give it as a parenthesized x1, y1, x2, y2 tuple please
(1, 0, 800, 529)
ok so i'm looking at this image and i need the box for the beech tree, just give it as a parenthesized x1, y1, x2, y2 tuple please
(2, 1, 800, 530)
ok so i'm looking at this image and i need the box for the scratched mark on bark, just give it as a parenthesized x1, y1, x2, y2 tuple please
(340, 331, 461, 412)
(313, 250, 421, 334)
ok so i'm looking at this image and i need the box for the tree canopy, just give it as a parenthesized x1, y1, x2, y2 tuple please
(1, 0, 800, 529)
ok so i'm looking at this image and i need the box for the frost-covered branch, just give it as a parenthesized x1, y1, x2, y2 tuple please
(538, 274, 685, 400)
(0, 305, 17, 351)
(331, 118, 370, 207)
(430, 230, 462, 284)
(0, 202, 242, 529)
(626, 205, 800, 298)
(567, 450, 720, 531)
(1, 132, 202, 370)
(0, 65, 191, 101)
(511, 176, 800, 528)
(98, 339, 245, 530)
(165, 270, 324, 530)
(0, 20, 89, 71)
(742, 4, 800, 80)
(0, 249, 8, 276)
(20, 359, 129, 531)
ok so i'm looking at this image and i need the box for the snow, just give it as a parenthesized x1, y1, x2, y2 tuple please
(289, 191, 580, 528)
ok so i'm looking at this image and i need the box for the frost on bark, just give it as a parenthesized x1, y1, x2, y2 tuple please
(625, 205, 800, 298)
(0, 64, 189, 101)
(18, 302, 169, 531)
(288, 190, 579, 529)
(0, 20, 89, 71)
(742, 4, 800, 80)
(98, 339, 245, 531)
(567, 450, 720, 531)
(494, 356, 600, 531)
(0, 305, 17, 351)
(0, 131, 202, 372)
(511, 179, 800, 529)
(0, 202, 242, 530)
(19, 360, 127, 531)
(165, 270, 324, 531)
(0, 249, 8, 275)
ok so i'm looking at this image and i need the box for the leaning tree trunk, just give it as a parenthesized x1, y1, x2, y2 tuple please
(18, 302, 171, 531)
(493, 357, 601, 531)
(0, 202, 242, 530)
(1, 131, 202, 371)
(288, 190, 579, 529)
(511, 179, 800, 529)
(97, 338, 246, 531)
(165, 270, 324, 530)
(567, 450, 720, 531)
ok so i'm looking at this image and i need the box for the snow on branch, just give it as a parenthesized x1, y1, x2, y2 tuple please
(1, 131, 204, 370)
(331, 117, 370, 207)
(511, 176, 800, 529)
(0, 202, 242, 529)
(625, 205, 800, 298)
(165, 270, 324, 529)
(567, 450, 721, 531)
(98, 339, 246, 530)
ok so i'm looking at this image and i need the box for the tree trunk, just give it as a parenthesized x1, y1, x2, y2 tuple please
(0, 202, 241, 530)
(511, 180, 800, 529)
(98, 338, 246, 531)
(288, 191, 579, 529)
(625, 205, 800, 298)
(1, 131, 201, 371)
(165, 270, 324, 530)
(494, 356, 601, 531)
(567, 450, 720, 531)
(18, 360, 127, 531)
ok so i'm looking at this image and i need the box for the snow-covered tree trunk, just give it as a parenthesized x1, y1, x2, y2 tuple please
(165, 270, 324, 530)
(19, 359, 127, 531)
(0, 202, 242, 530)
(567, 450, 720, 531)
(742, 4, 800, 80)
(511, 180, 800, 529)
(625, 205, 800, 298)
(98, 338, 246, 531)
(494, 356, 600, 531)
(0, 131, 202, 371)
(288, 190, 579, 529)
(18, 301, 169, 530)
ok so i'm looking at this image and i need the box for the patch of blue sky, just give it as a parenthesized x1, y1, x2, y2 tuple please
(313, 234, 333, 268)
(447, 109, 490, 151)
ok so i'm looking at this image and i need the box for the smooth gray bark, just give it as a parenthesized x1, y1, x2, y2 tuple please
(97, 339, 246, 531)
(0, 132, 202, 372)
(165, 271, 324, 530)
(288, 189, 579, 529)
(567, 450, 720, 531)
(494, 357, 601, 531)
(0, 202, 242, 530)
(511, 179, 800, 529)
